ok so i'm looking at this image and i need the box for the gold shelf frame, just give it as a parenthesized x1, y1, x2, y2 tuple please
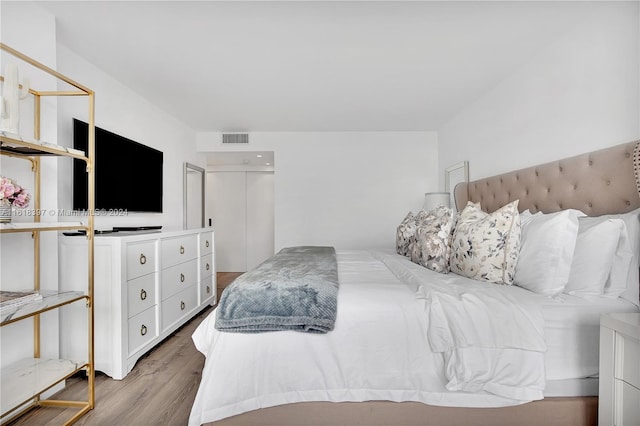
(0, 43, 95, 425)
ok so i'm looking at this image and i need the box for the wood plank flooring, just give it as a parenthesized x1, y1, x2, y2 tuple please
(7, 272, 243, 426)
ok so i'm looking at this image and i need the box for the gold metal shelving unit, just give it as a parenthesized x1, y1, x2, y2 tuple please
(0, 43, 95, 425)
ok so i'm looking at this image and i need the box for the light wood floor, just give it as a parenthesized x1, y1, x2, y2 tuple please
(7, 272, 243, 426)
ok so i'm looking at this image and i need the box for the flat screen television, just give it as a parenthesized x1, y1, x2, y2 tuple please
(72, 119, 163, 213)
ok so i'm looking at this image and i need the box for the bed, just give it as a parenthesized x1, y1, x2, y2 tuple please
(189, 140, 640, 426)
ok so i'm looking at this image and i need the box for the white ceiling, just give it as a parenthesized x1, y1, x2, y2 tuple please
(35, 1, 598, 132)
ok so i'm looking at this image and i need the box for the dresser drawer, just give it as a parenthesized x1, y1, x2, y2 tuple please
(161, 235, 197, 268)
(200, 232, 213, 256)
(127, 273, 157, 318)
(161, 258, 197, 300)
(618, 380, 640, 425)
(128, 306, 157, 355)
(200, 255, 213, 280)
(162, 285, 198, 331)
(616, 333, 640, 388)
(126, 241, 156, 280)
(200, 276, 215, 305)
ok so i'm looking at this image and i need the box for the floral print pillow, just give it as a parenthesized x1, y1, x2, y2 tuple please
(396, 211, 417, 257)
(450, 200, 522, 285)
(414, 210, 430, 223)
(396, 210, 433, 257)
(410, 206, 456, 273)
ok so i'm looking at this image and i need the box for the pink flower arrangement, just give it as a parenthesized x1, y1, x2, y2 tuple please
(0, 176, 31, 208)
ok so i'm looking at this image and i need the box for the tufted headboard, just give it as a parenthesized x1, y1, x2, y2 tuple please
(454, 141, 640, 216)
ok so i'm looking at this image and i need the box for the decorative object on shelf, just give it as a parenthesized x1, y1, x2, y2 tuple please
(445, 160, 469, 211)
(0, 63, 30, 134)
(0, 176, 31, 223)
(423, 192, 450, 212)
(0, 203, 10, 223)
(0, 290, 42, 311)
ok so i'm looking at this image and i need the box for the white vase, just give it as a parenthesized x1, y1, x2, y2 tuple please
(0, 204, 12, 223)
(0, 63, 30, 134)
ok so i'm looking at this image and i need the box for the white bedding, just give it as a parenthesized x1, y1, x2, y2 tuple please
(189, 250, 639, 425)
(374, 252, 639, 381)
(541, 292, 638, 380)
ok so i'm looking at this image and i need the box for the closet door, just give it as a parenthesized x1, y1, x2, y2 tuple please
(207, 172, 247, 272)
(246, 172, 275, 270)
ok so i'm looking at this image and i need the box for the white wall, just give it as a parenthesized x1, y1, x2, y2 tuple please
(198, 131, 438, 251)
(55, 45, 204, 231)
(438, 2, 640, 184)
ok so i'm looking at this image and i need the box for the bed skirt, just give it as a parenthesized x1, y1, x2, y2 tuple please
(204, 397, 597, 426)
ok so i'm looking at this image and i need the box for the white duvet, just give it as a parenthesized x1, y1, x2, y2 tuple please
(189, 251, 546, 425)
(378, 253, 546, 400)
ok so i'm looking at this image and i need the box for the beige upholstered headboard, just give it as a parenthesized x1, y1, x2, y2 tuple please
(454, 141, 640, 216)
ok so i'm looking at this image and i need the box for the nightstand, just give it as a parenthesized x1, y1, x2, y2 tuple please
(599, 312, 640, 426)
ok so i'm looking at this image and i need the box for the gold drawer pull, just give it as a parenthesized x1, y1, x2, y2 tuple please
(205, 240, 209, 248)
(180, 245, 185, 255)
(140, 324, 147, 336)
(206, 285, 211, 294)
(180, 301, 185, 311)
(206, 263, 210, 271)
(139, 253, 147, 265)
(140, 289, 147, 301)
(180, 273, 185, 283)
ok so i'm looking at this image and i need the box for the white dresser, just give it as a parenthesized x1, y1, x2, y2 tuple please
(59, 228, 216, 380)
(599, 312, 640, 426)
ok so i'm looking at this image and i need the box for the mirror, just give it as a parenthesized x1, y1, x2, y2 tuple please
(184, 162, 205, 229)
(445, 161, 469, 211)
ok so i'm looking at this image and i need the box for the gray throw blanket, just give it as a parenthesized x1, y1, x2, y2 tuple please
(215, 246, 339, 333)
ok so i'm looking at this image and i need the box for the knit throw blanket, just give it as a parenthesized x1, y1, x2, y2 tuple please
(215, 246, 339, 333)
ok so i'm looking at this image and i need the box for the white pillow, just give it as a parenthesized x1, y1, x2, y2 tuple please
(514, 209, 584, 296)
(595, 208, 640, 305)
(563, 218, 624, 296)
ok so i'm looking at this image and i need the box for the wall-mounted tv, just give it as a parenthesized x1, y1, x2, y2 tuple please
(73, 119, 163, 213)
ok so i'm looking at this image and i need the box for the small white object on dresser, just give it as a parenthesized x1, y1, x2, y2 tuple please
(59, 228, 216, 380)
(599, 312, 640, 426)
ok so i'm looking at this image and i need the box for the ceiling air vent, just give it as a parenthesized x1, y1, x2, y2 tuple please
(222, 133, 249, 144)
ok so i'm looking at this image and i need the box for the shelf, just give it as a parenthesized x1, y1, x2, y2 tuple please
(0, 42, 95, 424)
(0, 358, 86, 417)
(0, 222, 86, 234)
(0, 131, 87, 161)
(1, 290, 87, 326)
